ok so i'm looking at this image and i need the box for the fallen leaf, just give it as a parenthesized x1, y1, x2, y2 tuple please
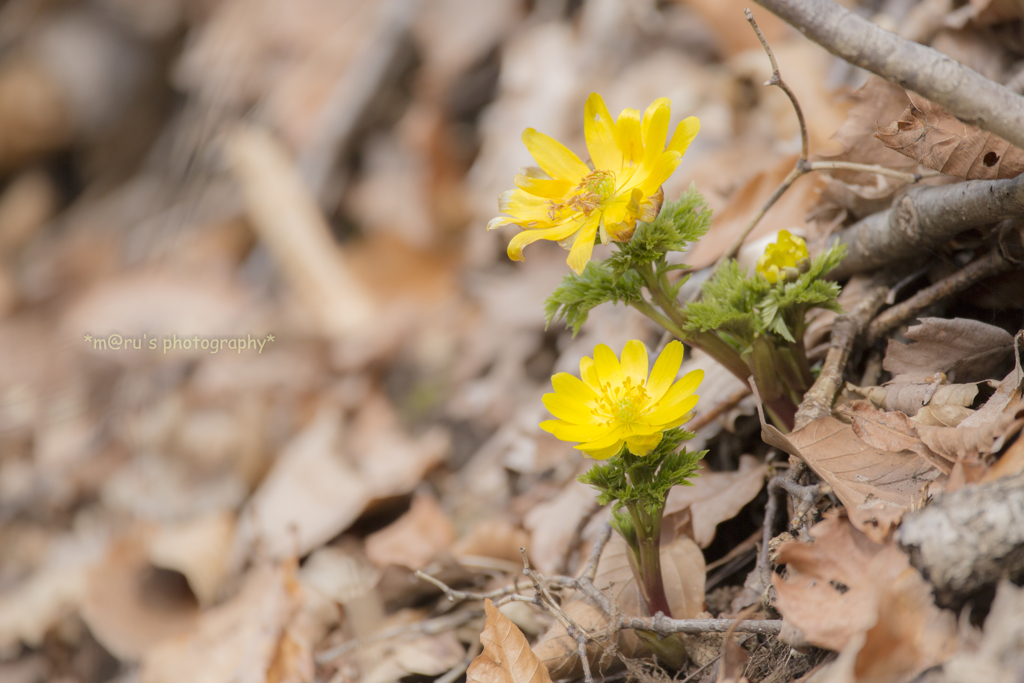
(981, 434, 1024, 482)
(148, 512, 235, 606)
(361, 621, 465, 683)
(786, 415, 943, 539)
(469, 599, 552, 683)
(774, 511, 955, 680)
(523, 479, 597, 575)
(915, 408, 1024, 463)
(911, 404, 975, 427)
(365, 493, 456, 570)
(882, 318, 1014, 384)
(81, 534, 201, 661)
(140, 562, 302, 683)
(844, 401, 951, 472)
(876, 91, 1024, 179)
(940, 581, 1024, 682)
(959, 341, 1023, 429)
(454, 519, 531, 566)
(664, 455, 768, 548)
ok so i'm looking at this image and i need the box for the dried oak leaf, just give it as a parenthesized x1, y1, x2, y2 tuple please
(883, 318, 1014, 384)
(785, 416, 943, 540)
(876, 91, 1024, 179)
(844, 401, 951, 473)
(774, 511, 955, 681)
(847, 380, 983, 417)
(663, 455, 768, 548)
(468, 600, 553, 683)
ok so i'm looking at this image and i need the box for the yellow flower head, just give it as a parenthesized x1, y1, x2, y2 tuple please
(488, 93, 700, 274)
(756, 230, 810, 284)
(540, 340, 702, 459)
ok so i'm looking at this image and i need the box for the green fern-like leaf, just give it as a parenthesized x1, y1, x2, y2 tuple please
(544, 261, 645, 335)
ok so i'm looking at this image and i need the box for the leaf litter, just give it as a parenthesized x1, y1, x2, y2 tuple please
(2, 1, 1024, 683)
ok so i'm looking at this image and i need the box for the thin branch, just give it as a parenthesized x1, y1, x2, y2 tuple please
(752, 0, 1024, 152)
(618, 615, 783, 636)
(687, 386, 753, 433)
(827, 174, 1024, 280)
(705, 10, 808, 280)
(808, 160, 940, 183)
(866, 249, 1015, 344)
(315, 610, 477, 663)
(795, 279, 890, 428)
(415, 570, 525, 603)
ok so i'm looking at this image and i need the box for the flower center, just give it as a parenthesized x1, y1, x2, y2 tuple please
(549, 170, 616, 219)
(597, 376, 650, 427)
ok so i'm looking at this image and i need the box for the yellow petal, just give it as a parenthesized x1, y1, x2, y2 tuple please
(637, 187, 663, 223)
(619, 340, 648, 390)
(625, 431, 663, 456)
(514, 172, 573, 199)
(580, 356, 602, 394)
(543, 392, 598, 424)
(552, 371, 598, 402)
(506, 220, 581, 262)
(540, 419, 606, 442)
(640, 100, 671, 175)
(566, 212, 601, 274)
(522, 128, 589, 183)
(638, 151, 683, 196)
(614, 108, 643, 167)
(667, 116, 700, 157)
(592, 343, 623, 388)
(646, 340, 684, 402)
(584, 93, 623, 173)
(578, 425, 627, 450)
(500, 188, 555, 222)
(487, 216, 515, 231)
(577, 440, 625, 460)
(644, 393, 699, 427)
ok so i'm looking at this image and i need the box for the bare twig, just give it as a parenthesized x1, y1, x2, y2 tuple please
(808, 161, 940, 183)
(758, 473, 832, 587)
(795, 279, 890, 428)
(866, 250, 1015, 344)
(618, 615, 783, 636)
(687, 387, 753, 433)
(706, 10, 809, 280)
(752, 0, 1024, 152)
(315, 610, 478, 663)
(415, 570, 525, 603)
(827, 174, 1024, 280)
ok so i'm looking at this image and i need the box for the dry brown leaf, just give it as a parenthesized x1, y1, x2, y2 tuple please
(883, 318, 1014, 384)
(959, 344, 1023, 429)
(469, 599, 553, 683)
(365, 493, 456, 570)
(523, 479, 597, 575)
(786, 416, 943, 539)
(140, 562, 303, 683)
(663, 455, 768, 548)
(916, 408, 1024, 463)
(148, 512, 235, 606)
(876, 91, 1024, 179)
(847, 380, 982, 417)
(360, 617, 465, 683)
(844, 401, 951, 472)
(80, 534, 200, 661)
(981, 434, 1024, 482)
(911, 404, 975, 427)
(774, 511, 955, 681)
(454, 519, 531, 566)
(233, 397, 447, 562)
(940, 581, 1024, 682)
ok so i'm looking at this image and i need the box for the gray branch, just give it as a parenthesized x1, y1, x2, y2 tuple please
(619, 615, 783, 636)
(752, 0, 1024, 151)
(827, 174, 1024, 279)
(896, 470, 1024, 609)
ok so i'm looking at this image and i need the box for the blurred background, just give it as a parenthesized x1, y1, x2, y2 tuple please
(0, 0, 922, 681)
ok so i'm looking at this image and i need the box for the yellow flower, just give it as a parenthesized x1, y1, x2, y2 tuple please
(540, 340, 702, 459)
(488, 93, 700, 274)
(756, 229, 810, 284)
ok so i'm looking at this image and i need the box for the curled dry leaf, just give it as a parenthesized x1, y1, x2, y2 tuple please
(882, 318, 1014, 385)
(663, 455, 768, 548)
(773, 512, 955, 681)
(365, 493, 456, 570)
(468, 599, 553, 683)
(140, 562, 303, 683)
(80, 533, 200, 661)
(784, 415, 943, 541)
(454, 518, 532, 566)
(847, 380, 984, 417)
(875, 91, 1024, 179)
(532, 532, 705, 678)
